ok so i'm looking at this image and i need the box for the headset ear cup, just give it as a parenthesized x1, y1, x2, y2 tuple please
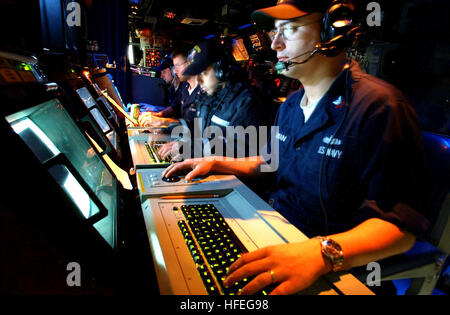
(215, 60, 227, 81)
(214, 62, 222, 81)
(319, 0, 356, 55)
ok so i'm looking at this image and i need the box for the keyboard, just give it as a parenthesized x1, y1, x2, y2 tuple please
(176, 203, 272, 295)
(144, 141, 172, 164)
(139, 174, 375, 295)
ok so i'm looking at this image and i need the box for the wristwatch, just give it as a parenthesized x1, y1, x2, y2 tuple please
(315, 236, 344, 272)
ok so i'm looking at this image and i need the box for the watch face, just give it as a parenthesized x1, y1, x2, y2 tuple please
(324, 238, 343, 253)
(321, 238, 344, 272)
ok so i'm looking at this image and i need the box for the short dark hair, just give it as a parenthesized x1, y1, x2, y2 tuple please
(171, 45, 191, 59)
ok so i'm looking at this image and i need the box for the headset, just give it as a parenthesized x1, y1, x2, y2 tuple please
(319, 0, 357, 56)
(275, 0, 359, 72)
(170, 66, 176, 78)
(214, 42, 239, 82)
(163, 53, 177, 78)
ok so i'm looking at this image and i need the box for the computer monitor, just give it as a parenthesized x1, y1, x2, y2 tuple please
(249, 34, 263, 52)
(231, 37, 250, 62)
(6, 97, 117, 248)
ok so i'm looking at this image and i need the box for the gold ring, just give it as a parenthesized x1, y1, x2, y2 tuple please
(269, 270, 277, 283)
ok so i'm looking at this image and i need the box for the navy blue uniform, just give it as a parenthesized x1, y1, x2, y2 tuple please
(195, 81, 266, 157)
(169, 82, 204, 125)
(267, 61, 430, 237)
(180, 84, 203, 124)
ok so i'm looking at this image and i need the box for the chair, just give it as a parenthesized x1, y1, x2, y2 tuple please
(354, 131, 450, 295)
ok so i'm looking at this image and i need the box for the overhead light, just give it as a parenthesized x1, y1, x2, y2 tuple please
(180, 18, 208, 26)
(237, 24, 252, 30)
(164, 10, 176, 19)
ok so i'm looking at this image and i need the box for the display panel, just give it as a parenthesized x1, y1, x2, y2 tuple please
(6, 98, 116, 247)
(231, 38, 250, 62)
(76, 87, 111, 133)
(249, 34, 263, 52)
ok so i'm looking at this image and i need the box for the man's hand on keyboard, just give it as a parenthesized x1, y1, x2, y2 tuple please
(222, 240, 331, 295)
(162, 158, 215, 182)
(138, 112, 178, 127)
(158, 141, 179, 160)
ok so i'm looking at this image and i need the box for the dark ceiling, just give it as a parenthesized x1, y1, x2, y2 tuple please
(129, 0, 276, 44)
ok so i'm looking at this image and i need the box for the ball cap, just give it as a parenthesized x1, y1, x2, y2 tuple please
(154, 54, 173, 71)
(251, 0, 329, 29)
(183, 39, 222, 76)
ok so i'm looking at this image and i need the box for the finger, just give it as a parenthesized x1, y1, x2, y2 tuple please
(167, 142, 179, 157)
(238, 271, 275, 295)
(184, 164, 208, 182)
(171, 153, 183, 162)
(163, 160, 191, 178)
(184, 167, 200, 182)
(140, 117, 151, 127)
(138, 113, 151, 124)
(227, 248, 270, 275)
(159, 145, 170, 159)
(223, 257, 271, 288)
(161, 162, 179, 177)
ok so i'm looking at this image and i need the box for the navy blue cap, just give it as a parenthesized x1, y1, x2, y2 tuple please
(154, 54, 173, 71)
(183, 40, 222, 76)
(252, 0, 329, 29)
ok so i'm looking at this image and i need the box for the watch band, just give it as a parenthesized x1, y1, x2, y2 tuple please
(314, 236, 344, 272)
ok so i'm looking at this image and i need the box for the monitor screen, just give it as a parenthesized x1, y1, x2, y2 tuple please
(249, 34, 263, 52)
(76, 87, 111, 133)
(231, 38, 250, 62)
(6, 98, 116, 247)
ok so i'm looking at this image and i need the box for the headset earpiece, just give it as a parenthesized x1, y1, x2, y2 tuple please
(319, 0, 356, 56)
(214, 57, 233, 81)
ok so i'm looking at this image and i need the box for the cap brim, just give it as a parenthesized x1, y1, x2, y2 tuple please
(154, 65, 169, 71)
(182, 62, 208, 76)
(252, 4, 309, 28)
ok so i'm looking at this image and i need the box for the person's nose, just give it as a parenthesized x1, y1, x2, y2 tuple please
(271, 32, 285, 52)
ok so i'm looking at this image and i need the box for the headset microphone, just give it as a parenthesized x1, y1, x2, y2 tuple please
(274, 47, 319, 74)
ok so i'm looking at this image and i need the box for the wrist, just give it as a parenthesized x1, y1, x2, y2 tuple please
(314, 236, 344, 273)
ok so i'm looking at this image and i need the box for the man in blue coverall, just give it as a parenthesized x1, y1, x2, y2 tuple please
(162, 0, 430, 295)
(158, 39, 266, 160)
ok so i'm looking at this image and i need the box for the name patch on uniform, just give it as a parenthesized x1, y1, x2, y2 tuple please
(317, 146, 343, 159)
(276, 132, 287, 142)
(211, 115, 230, 127)
(322, 136, 342, 146)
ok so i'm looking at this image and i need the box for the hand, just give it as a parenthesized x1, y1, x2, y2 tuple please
(139, 112, 179, 127)
(158, 141, 180, 160)
(152, 111, 164, 117)
(162, 158, 215, 182)
(138, 112, 155, 127)
(223, 239, 331, 295)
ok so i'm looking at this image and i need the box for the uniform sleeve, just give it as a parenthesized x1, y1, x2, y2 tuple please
(357, 95, 431, 237)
